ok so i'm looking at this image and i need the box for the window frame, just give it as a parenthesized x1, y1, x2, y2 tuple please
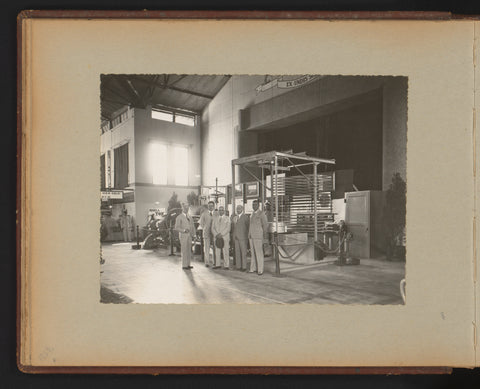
(151, 106, 196, 127)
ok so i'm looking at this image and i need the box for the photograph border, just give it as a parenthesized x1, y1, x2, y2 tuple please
(17, 9, 466, 375)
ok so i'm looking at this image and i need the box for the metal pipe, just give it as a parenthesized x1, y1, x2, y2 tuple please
(275, 151, 335, 165)
(241, 165, 272, 192)
(284, 157, 314, 186)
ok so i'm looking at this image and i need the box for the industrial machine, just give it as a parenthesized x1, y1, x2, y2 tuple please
(231, 151, 357, 274)
(142, 208, 181, 250)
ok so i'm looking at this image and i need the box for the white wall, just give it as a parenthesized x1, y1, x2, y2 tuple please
(201, 76, 265, 187)
(134, 106, 201, 186)
(201, 75, 408, 191)
(132, 106, 201, 229)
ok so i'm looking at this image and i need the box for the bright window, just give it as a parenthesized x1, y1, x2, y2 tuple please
(173, 146, 188, 186)
(152, 107, 195, 127)
(175, 114, 195, 126)
(152, 109, 174, 122)
(150, 143, 168, 185)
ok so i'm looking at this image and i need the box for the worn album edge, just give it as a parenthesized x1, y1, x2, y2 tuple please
(15, 10, 480, 374)
(475, 20, 480, 368)
(17, 15, 33, 371)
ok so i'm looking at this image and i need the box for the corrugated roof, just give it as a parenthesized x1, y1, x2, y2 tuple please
(101, 74, 231, 120)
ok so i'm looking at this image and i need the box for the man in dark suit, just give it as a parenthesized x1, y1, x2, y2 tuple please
(174, 202, 196, 270)
(232, 204, 249, 271)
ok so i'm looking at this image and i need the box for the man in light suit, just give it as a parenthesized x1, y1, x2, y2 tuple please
(248, 199, 268, 275)
(120, 209, 133, 242)
(174, 202, 196, 270)
(212, 205, 231, 269)
(232, 204, 249, 271)
(198, 201, 216, 267)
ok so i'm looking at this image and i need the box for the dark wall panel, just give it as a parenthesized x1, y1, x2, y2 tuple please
(257, 97, 383, 191)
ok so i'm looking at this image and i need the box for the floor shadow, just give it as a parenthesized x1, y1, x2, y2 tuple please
(100, 285, 134, 304)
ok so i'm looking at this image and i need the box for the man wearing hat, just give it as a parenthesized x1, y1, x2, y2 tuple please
(212, 205, 231, 269)
(174, 202, 196, 270)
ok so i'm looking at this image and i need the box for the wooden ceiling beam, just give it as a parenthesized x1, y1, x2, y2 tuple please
(118, 77, 144, 107)
(130, 75, 215, 100)
(102, 85, 131, 105)
(169, 75, 187, 86)
(167, 85, 215, 99)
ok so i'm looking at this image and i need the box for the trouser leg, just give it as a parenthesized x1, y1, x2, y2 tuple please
(211, 234, 218, 266)
(253, 239, 264, 274)
(181, 235, 190, 267)
(235, 239, 241, 269)
(203, 236, 211, 265)
(239, 240, 248, 269)
(223, 237, 230, 268)
(215, 246, 222, 266)
(249, 238, 257, 272)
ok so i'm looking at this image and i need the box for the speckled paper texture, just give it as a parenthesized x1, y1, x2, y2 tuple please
(20, 19, 477, 367)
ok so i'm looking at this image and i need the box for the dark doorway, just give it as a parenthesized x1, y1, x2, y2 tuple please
(114, 143, 129, 189)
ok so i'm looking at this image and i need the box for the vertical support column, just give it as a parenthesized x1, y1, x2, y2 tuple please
(261, 166, 265, 208)
(273, 155, 281, 276)
(274, 155, 279, 231)
(313, 162, 318, 243)
(313, 162, 320, 261)
(169, 221, 176, 256)
(231, 162, 236, 217)
(132, 225, 141, 249)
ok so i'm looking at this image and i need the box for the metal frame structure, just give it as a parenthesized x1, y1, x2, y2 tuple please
(200, 178, 227, 208)
(231, 151, 335, 275)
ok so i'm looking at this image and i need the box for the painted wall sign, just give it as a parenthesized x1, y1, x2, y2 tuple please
(255, 75, 317, 93)
(101, 190, 123, 200)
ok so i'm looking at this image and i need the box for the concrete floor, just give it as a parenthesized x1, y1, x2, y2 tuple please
(100, 243, 405, 305)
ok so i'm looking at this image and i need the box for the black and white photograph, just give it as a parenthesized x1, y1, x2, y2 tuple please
(99, 74, 407, 305)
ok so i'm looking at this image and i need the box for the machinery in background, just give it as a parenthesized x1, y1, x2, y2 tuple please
(316, 220, 358, 266)
(230, 151, 362, 274)
(142, 208, 181, 250)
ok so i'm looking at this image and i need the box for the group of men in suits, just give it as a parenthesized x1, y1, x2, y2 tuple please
(184, 199, 269, 275)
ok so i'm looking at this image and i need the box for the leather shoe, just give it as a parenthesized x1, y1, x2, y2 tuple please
(182, 267, 190, 270)
(188, 266, 194, 269)
(258, 273, 263, 276)
(212, 266, 221, 269)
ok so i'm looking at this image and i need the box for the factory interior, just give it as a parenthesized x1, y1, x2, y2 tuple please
(100, 74, 407, 304)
